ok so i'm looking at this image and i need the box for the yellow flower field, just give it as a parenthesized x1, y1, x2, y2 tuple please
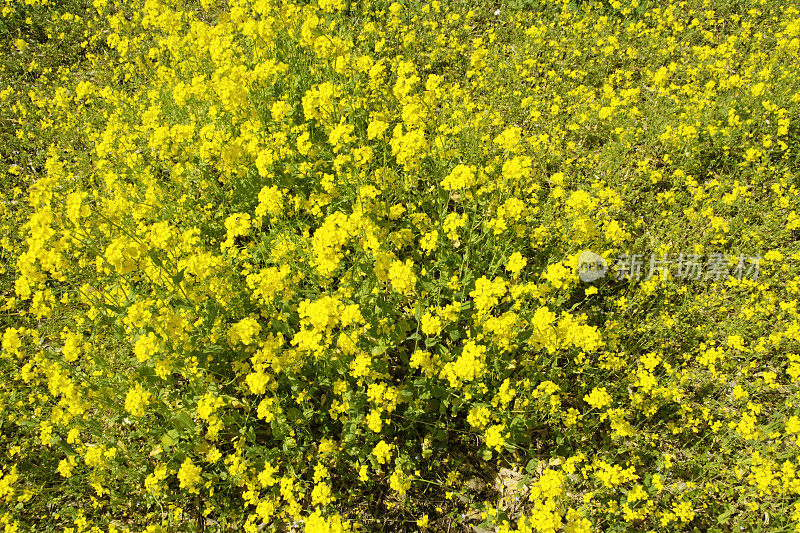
(1, 0, 800, 530)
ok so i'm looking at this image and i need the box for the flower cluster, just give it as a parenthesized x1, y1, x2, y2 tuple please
(1, 0, 800, 530)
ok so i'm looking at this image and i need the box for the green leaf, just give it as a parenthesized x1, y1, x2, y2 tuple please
(161, 433, 176, 448)
(371, 343, 388, 356)
(170, 412, 194, 432)
(55, 437, 76, 456)
(172, 267, 186, 285)
(717, 506, 735, 524)
(148, 250, 164, 268)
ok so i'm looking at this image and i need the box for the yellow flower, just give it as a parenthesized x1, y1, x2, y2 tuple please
(505, 252, 527, 276)
(541, 261, 573, 290)
(134, 332, 159, 362)
(303, 510, 351, 533)
(255, 186, 283, 218)
(227, 317, 261, 346)
(420, 312, 442, 336)
(372, 440, 392, 465)
(469, 276, 506, 316)
(257, 397, 278, 422)
(270, 100, 290, 122)
(177, 458, 202, 491)
(367, 118, 389, 140)
(419, 230, 438, 254)
(311, 481, 335, 506)
(440, 164, 477, 190)
(58, 456, 77, 478)
(467, 405, 491, 429)
(584, 387, 613, 409)
(493, 126, 522, 151)
(598, 106, 614, 120)
(410, 350, 434, 376)
(2, 328, 22, 356)
(388, 259, 416, 294)
(501, 156, 532, 183)
(440, 341, 486, 387)
(530, 469, 565, 500)
(328, 121, 355, 152)
(258, 462, 278, 487)
(786, 416, 800, 434)
(366, 409, 383, 433)
(389, 467, 412, 495)
(124, 383, 151, 417)
(442, 212, 467, 241)
(196, 393, 224, 421)
(222, 213, 252, 249)
(318, 0, 345, 12)
(145, 464, 167, 494)
(485, 424, 506, 452)
(389, 125, 427, 170)
(593, 460, 638, 488)
(62, 330, 83, 362)
(673, 500, 695, 523)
